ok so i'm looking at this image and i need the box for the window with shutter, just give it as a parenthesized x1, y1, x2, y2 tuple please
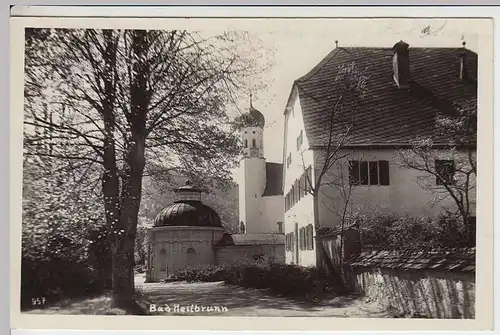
(359, 161, 369, 185)
(299, 175, 304, 198)
(299, 227, 305, 250)
(307, 166, 312, 191)
(379, 160, 390, 185)
(307, 224, 315, 250)
(369, 161, 379, 185)
(349, 161, 360, 185)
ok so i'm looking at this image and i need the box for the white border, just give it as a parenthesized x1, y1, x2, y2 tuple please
(8, 6, 496, 333)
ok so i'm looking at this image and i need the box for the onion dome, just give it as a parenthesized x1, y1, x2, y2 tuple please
(153, 180, 223, 228)
(238, 94, 266, 129)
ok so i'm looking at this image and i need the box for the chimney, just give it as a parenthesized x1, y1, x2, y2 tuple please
(459, 41, 468, 81)
(392, 40, 410, 88)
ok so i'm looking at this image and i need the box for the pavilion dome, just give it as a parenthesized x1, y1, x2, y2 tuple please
(153, 180, 223, 228)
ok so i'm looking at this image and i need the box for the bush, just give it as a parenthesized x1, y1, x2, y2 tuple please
(359, 213, 474, 251)
(20, 225, 112, 310)
(174, 260, 337, 299)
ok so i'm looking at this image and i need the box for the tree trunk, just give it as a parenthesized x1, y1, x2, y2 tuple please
(110, 29, 150, 308)
(111, 234, 136, 307)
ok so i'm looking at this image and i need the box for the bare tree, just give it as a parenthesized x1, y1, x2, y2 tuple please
(291, 62, 370, 285)
(397, 100, 477, 244)
(24, 28, 272, 308)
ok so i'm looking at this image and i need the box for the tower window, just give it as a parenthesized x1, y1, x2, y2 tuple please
(244, 139, 248, 148)
(252, 139, 256, 148)
(277, 221, 283, 234)
(252, 131, 256, 134)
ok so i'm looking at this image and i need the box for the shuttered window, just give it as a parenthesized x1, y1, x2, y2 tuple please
(379, 160, 390, 185)
(349, 160, 390, 186)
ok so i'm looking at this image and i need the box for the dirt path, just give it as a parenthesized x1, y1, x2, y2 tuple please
(135, 274, 395, 317)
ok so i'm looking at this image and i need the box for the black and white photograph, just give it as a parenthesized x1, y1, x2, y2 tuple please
(10, 9, 494, 330)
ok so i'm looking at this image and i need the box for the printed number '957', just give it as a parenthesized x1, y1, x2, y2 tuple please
(32, 297, 46, 306)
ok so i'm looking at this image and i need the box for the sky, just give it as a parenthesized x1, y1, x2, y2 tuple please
(231, 18, 485, 184)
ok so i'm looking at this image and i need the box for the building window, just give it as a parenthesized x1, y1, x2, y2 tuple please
(306, 224, 315, 250)
(277, 221, 284, 234)
(159, 248, 167, 271)
(305, 166, 312, 192)
(252, 138, 256, 148)
(298, 175, 304, 198)
(349, 160, 390, 186)
(287, 153, 292, 168)
(244, 139, 248, 148)
(296, 130, 303, 151)
(299, 227, 306, 250)
(435, 160, 455, 185)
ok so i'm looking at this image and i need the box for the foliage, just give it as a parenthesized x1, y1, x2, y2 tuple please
(24, 28, 272, 306)
(134, 225, 148, 266)
(397, 99, 476, 243)
(139, 173, 239, 232)
(174, 260, 340, 300)
(21, 156, 111, 309)
(358, 213, 475, 251)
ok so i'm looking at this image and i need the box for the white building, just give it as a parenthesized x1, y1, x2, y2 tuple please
(281, 40, 477, 266)
(146, 102, 286, 282)
(237, 101, 285, 236)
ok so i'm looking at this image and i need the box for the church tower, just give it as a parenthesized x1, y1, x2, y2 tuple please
(238, 96, 269, 234)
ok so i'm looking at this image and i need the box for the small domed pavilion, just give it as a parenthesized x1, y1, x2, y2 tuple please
(146, 180, 225, 282)
(146, 178, 285, 283)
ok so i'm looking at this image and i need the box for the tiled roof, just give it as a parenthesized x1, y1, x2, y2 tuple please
(295, 46, 477, 147)
(214, 233, 285, 246)
(345, 247, 475, 272)
(262, 162, 284, 197)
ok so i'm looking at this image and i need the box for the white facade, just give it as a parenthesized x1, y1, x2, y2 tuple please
(282, 91, 476, 267)
(147, 226, 225, 282)
(282, 89, 317, 266)
(315, 149, 477, 228)
(238, 155, 267, 233)
(238, 120, 285, 234)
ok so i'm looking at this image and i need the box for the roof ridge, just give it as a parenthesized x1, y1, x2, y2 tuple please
(296, 47, 341, 83)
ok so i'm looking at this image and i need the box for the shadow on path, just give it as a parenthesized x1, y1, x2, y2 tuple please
(135, 275, 395, 317)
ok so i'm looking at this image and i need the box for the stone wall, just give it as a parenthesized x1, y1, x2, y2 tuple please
(343, 248, 476, 319)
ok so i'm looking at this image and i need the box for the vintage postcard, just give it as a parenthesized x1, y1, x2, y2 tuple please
(9, 6, 494, 331)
